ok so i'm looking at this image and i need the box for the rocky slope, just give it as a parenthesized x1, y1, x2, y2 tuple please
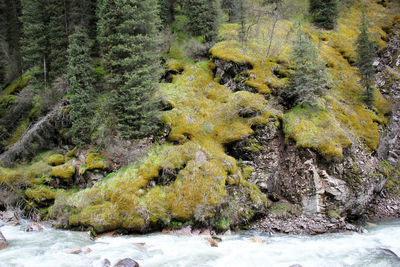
(0, 0, 399, 235)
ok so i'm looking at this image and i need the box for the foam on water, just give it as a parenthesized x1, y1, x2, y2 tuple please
(0, 221, 399, 267)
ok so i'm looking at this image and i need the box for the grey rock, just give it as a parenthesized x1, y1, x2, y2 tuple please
(114, 258, 139, 267)
(0, 231, 7, 250)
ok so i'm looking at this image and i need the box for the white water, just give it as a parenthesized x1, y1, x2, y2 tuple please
(1, 221, 400, 267)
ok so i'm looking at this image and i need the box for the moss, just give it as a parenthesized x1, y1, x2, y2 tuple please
(3, 119, 29, 150)
(50, 162, 75, 182)
(1, 73, 31, 96)
(47, 154, 65, 166)
(79, 153, 109, 175)
(25, 185, 56, 204)
(327, 209, 340, 218)
(65, 147, 77, 160)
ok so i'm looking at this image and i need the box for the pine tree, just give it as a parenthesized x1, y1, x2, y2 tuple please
(20, 0, 49, 85)
(355, 11, 376, 107)
(221, 0, 240, 23)
(159, 0, 175, 25)
(309, 0, 338, 30)
(289, 28, 329, 106)
(47, 0, 69, 81)
(67, 27, 95, 145)
(182, 0, 219, 42)
(98, 0, 161, 139)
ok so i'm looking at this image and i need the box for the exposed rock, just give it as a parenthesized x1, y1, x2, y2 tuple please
(68, 249, 82, 254)
(249, 237, 265, 243)
(0, 231, 7, 250)
(211, 235, 222, 242)
(0, 210, 21, 225)
(23, 222, 44, 232)
(204, 237, 219, 247)
(113, 258, 139, 267)
(102, 259, 111, 267)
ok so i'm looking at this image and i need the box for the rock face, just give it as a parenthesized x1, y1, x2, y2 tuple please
(215, 26, 400, 233)
(0, 231, 7, 250)
(113, 258, 139, 267)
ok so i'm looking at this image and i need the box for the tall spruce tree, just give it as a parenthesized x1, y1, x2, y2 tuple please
(182, 0, 219, 42)
(221, 0, 240, 23)
(20, 0, 49, 85)
(309, 0, 338, 30)
(98, 0, 161, 139)
(159, 0, 175, 25)
(48, 0, 69, 81)
(289, 28, 329, 106)
(67, 27, 95, 145)
(355, 11, 376, 107)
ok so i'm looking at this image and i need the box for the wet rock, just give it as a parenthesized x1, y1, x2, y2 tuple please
(211, 235, 222, 242)
(249, 237, 265, 243)
(102, 259, 111, 267)
(113, 258, 139, 267)
(204, 237, 219, 247)
(289, 265, 303, 267)
(23, 222, 44, 232)
(0, 231, 7, 250)
(0, 210, 20, 225)
(69, 249, 82, 254)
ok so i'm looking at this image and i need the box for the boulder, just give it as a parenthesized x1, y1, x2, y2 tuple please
(204, 237, 218, 247)
(113, 258, 139, 267)
(102, 259, 111, 267)
(0, 231, 7, 250)
(23, 222, 43, 232)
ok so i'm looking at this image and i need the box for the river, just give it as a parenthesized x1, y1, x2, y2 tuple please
(0, 220, 399, 267)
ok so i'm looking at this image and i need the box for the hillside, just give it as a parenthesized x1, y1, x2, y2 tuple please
(0, 0, 399, 235)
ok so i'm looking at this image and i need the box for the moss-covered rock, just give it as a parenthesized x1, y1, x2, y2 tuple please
(47, 154, 65, 166)
(25, 185, 56, 204)
(79, 153, 109, 175)
(51, 162, 75, 183)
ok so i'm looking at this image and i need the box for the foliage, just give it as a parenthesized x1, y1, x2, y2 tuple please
(309, 0, 338, 29)
(98, 0, 162, 139)
(67, 27, 95, 145)
(288, 28, 329, 106)
(355, 11, 377, 107)
(159, 0, 176, 25)
(182, 0, 219, 42)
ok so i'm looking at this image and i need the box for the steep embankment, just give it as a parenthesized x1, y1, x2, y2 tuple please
(1, 0, 399, 234)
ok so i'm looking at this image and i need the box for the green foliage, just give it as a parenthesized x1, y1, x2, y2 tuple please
(159, 0, 175, 25)
(355, 11, 377, 107)
(20, 0, 48, 85)
(182, 0, 219, 42)
(67, 27, 95, 145)
(47, 0, 68, 81)
(288, 28, 329, 106)
(309, 0, 338, 29)
(98, 0, 162, 139)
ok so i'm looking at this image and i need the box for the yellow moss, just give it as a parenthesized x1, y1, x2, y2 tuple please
(47, 154, 65, 166)
(51, 162, 75, 182)
(1, 73, 31, 96)
(80, 153, 109, 175)
(25, 185, 56, 203)
(4, 119, 29, 150)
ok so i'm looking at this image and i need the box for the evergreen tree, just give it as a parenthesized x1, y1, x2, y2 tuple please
(221, 0, 240, 23)
(20, 0, 49, 84)
(355, 11, 376, 107)
(288, 28, 329, 106)
(159, 0, 175, 25)
(309, 0, 338, 30)
(67, 27, 95, 145)
(48, 0, 69, 80)
(182, 0, 219, 42)
(98, 0, 161, 139)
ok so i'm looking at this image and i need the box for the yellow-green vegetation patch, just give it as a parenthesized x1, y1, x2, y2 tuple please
(25, 185, 56, 204)
(47, 154, 65, 166)
(1, 73, 31, 96)
(79, 153, 109, 175)
(57, 60, 276, 232)
(51, 162, 75, 182)
(3, 119, 29, 150)
(210, 0, 395, 160)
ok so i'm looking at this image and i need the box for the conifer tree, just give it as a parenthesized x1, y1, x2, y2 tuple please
(182, 0, 219, 42)
(98, 0, 161, 139)
(221, 0, 240, 23)
(20, 0, 49, 84)
(309, 0, 338, 30)
(159, 0, 175, 25)
(48, 0, 69, 81)
(355, 11, 376, 107)
(67, 27, 95, 145)
(289, 28, 329, 106)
